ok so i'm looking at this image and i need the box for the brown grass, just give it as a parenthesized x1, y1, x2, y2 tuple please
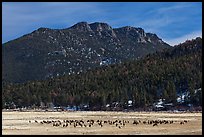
(2, 111, 202, 135)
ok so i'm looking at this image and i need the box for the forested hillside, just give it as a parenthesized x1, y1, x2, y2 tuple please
(2, 37, 202, 110)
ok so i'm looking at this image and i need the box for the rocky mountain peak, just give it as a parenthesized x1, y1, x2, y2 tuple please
(70, 21, 92, 31)
(121, 26, 134, 31)
(89, 22, 112, 32)
(146, 33, 159, 38)
(116, 26, 145, 35)
(33, 27, 51, 34)
(136, 27, 146, 37)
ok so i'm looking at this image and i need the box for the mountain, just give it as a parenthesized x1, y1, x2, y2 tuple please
(2, 22, 171, 83)
(2, 37, 202, 109)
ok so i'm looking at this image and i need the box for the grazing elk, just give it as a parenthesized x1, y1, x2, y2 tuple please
(153, 123, 158, 127)
(180, 121, 184, 125)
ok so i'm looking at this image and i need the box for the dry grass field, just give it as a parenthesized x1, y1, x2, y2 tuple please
(2, 111, 202, 135)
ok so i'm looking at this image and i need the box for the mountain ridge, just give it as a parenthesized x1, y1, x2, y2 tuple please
(2, 21, 171, 83)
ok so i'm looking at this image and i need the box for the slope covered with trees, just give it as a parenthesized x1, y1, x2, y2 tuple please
(2, 37, 202, 110)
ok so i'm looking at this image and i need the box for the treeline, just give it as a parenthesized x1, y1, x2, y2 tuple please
(2, 37, 202, 109)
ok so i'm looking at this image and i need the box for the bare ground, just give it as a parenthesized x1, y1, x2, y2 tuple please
(2, 111, 202, 135)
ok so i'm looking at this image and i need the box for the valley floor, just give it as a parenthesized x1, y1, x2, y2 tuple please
(2, 111, 202, 135)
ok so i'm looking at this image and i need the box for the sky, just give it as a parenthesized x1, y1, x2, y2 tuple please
(2, 2, 202, 46)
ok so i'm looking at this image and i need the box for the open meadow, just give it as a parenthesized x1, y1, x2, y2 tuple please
(2, 111, 202, 135)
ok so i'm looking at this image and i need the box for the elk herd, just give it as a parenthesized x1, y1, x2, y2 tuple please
(29, 118, 189, 129)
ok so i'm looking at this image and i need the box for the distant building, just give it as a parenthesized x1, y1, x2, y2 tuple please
(128, 100, 133, 107)
(153, 99, 165, 111)
(64, 105, 81, 111)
